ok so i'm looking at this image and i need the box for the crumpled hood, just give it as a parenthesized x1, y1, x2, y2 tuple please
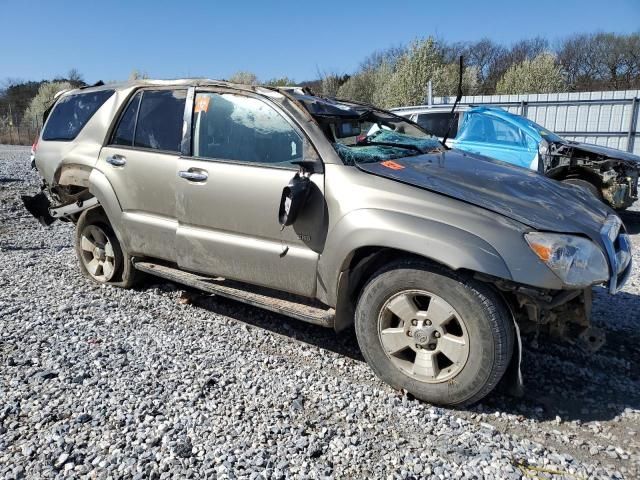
(564, 141, 640, 165)
(357, 149, 612, 236)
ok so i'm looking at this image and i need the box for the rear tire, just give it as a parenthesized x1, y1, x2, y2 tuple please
(562, 178, 602, 200)
(75, 208, 140, 288)
(355, 260, 513, 406)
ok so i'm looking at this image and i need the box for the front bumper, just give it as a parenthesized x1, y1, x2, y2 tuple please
(600, 215, 632, 293)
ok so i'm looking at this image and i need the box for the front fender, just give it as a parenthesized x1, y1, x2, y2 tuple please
(319, 209, 512, 305)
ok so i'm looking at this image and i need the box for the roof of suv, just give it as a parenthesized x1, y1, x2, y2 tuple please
(59, 78, 281, 96)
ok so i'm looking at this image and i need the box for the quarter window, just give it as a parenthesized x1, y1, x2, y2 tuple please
(109, 89, 186, 152)
(42, 90, 114, 141)
(192, 92, 303, 167)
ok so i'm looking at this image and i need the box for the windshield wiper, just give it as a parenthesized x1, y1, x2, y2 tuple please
(442, 56, 463, 147)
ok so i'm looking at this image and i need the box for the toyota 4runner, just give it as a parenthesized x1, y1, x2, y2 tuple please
(22, 80, 633, 406)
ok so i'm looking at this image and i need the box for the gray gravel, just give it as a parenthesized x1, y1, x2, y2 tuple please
(1, 144, 639, 479)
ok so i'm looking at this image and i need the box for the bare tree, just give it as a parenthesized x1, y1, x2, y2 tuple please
(558, 33, 640, 90)
(360, 45, 407, 71)
(465, 39, 508, 93)
(228, 71, 259, 85)
(509, 37, 549, 64)
(128, 69, 149, 81)
(263, 77, 296, 87)
(496, 53, 566, 94)
(67, 68, 85, 86)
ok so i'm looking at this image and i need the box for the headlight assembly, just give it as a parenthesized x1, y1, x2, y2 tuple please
(525, 232, 609, 287)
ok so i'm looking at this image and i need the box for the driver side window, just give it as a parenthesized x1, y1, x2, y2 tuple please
(192, 92, 303, 168)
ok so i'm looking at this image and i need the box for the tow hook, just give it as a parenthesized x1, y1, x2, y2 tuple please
(21, 192, 99, 226)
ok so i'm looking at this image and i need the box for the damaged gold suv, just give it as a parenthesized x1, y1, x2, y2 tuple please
(23, 80, 633, 406)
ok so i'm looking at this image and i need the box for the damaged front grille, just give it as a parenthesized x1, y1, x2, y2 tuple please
(600, 215, 632, 293)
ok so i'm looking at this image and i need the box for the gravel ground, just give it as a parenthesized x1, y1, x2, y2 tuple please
(1, 144, 639, 479)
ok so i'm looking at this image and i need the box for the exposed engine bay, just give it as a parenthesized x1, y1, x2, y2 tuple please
(541, 140, 640, 210)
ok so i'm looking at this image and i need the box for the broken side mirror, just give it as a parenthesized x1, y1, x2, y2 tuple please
(278, 163, 315, 227)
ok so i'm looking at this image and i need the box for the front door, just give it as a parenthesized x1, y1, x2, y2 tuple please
(175, 90, 326, 297)
(97, 88, 187, 261)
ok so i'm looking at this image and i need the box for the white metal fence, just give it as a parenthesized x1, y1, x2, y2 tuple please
(430, 90, 640, 155)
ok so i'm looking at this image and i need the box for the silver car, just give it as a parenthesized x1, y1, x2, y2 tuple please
(23, 80, 633, 406)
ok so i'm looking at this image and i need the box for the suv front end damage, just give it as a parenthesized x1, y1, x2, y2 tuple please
(484, 214, 632, 353)
(541, 140, 640, 210)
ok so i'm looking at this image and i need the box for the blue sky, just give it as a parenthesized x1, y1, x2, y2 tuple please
(1, 0, 638, 83)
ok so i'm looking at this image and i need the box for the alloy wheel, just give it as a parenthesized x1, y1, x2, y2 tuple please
(79, 225, 117, 282)
(377, 290, 470, 383)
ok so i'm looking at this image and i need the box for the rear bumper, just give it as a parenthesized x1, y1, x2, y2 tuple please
(21, 192, 55, 226)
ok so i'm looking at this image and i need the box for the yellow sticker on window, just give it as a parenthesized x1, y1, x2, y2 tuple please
(194, 95, 210, 113)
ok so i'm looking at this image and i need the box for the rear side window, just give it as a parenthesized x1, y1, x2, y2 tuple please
(111, 91, 142, 146)
(42, 90, 114, 141)
(416, 112, 458, 138)
(134, 90, 186, 152)
(109, 89, 186, 152)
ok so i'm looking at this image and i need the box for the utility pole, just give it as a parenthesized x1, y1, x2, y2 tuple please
(8, 103, 14, 145)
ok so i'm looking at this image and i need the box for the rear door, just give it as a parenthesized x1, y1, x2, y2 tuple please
(175, 89, 326, 296)
(97, 88, 187, 260)
(454, 112, 537, 168)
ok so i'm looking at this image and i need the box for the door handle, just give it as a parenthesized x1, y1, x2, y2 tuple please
(178, 170, 208, 182)
(106, 155, 126, 167)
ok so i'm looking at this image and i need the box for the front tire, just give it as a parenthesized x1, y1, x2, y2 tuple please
(561, 178, 602, 200)
(355, 260, 513, 406)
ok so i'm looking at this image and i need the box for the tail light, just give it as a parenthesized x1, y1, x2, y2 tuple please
(30, 137, 38, 169)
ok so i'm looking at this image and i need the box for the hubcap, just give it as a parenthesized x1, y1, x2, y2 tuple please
(80, 225, 117, 282)
(378, 290, 470, 383)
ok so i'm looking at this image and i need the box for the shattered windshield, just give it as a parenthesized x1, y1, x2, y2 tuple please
(331, 112, 442, 165)
(291, 93, 442, 166)
(334, 129, 442, 166)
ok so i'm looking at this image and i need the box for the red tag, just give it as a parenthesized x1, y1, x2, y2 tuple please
(194, 95, 210, 113)
(381, 160, 405, 170)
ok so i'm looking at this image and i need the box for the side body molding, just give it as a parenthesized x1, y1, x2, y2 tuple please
(319, 209, 512, 306)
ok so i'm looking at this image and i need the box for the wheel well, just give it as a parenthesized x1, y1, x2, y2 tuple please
(548, 166, 603, 189)
(78, 204, 110, 228)
(54, 164, 92, 189)
(334, 247, 453, 332)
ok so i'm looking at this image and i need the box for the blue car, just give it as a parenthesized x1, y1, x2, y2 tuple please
(395, 106, 640, 210)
